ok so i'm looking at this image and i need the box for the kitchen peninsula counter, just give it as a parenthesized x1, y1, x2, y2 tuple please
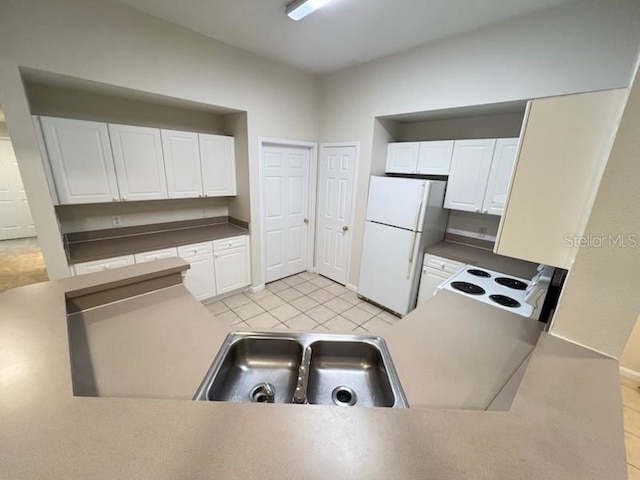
(0, 260, 626, 479)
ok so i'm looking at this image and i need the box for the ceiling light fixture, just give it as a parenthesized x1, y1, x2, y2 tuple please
(286, 0, 334, 21)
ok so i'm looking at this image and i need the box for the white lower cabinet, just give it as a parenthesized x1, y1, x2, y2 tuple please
(417, 254, 465, 306)
(213, 236, 249, 295)
(73, 255, 135, 275)
(178, 242, 216, 301)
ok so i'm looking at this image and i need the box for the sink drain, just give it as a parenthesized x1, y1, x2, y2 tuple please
(249, 383, 275, 403)
(332, 386, 357, 406)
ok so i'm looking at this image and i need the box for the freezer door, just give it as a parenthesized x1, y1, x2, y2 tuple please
(365, 176, 429, 231)
(358, 221, 422, 315)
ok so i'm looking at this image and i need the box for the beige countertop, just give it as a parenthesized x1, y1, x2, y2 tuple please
(67, 220, 249, 264)
(426, 240, 540, 279)
(0, 260, 626, 479)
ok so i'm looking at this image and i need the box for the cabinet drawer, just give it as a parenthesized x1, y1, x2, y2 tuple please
(73, 254, 135, 275)
(423, 254, 465, 274)
(178, 241, 213, 258)
(134, 247, 178, 263)
(213, 235, 247, 252)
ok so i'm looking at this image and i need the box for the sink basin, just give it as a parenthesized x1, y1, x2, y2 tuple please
(306, 341, 395, 407)
(194, 332, 408, 408)
(203, 337, 302, 403)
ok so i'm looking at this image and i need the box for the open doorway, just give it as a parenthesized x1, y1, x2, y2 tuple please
(0, 108, 48, 292)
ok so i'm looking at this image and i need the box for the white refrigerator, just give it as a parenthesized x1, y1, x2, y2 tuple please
(358, 176, 448, 315)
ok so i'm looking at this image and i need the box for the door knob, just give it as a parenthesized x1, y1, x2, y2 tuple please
(303, 218, 309, 224)
(342, 226, 349, 232)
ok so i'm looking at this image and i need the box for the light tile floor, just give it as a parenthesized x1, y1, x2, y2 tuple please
(205, 271, 400, 334)
(622, 377, 640, 479)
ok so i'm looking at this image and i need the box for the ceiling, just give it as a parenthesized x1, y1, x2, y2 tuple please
(118, 0, 574, 74)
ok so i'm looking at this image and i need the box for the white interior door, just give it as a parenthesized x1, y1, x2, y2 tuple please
(0, 138, 36, 240)
(263, 145, 310, 283)
(316, 145, 356, 285)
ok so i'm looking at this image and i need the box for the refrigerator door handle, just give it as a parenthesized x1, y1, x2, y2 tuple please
(411, 183, 426, 233)
(407, 231, 417, 279)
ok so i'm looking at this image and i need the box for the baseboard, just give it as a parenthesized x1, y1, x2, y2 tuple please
(249, 284, 265, 293)
(346, 283, 358, 292)
(620, 366, 640, 382)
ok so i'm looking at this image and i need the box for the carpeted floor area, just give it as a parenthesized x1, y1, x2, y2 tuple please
(0, 237, 49, 293)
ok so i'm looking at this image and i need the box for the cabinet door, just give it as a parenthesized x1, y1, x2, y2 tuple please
(417, 141, 454, 175)
(161, 129, 202, 199)
(109, 124, 168, 201)
(40, 117, 119, 204)
(182, 253, 216, 301)
(134, 247, 178, 263)
(495, 89, 627, 269)
(443, 139, 496, 213)
(386, 143, 420, 174)
(417, 267, 452, 306)
(481, 138, 519, 216)
(200, 134, 236, 196)
(214, 246, 249, 295)
(73, 255, 135, 275)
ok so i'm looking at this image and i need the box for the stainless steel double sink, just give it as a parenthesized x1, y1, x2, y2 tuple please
(194, 332, 408, 408)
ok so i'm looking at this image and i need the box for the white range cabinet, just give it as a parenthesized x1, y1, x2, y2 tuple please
(417, 254, 466, 306)
(386, 141, 454, 175)
(444, 138, 518, 216)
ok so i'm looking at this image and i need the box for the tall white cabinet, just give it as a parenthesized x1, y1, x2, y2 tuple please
(443, 139, 496, 213)
(161, 130, 203, 199)
(481, 138, 519, 215)
(40, 117, 119, 204)
(108, 124, 168, 201)
(200, 133, 236, 196)
(495, 89, 628, 269)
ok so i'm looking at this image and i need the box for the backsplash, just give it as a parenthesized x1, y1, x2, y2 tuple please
(445, 210, 500, 243)
(56, 197, 230, 233)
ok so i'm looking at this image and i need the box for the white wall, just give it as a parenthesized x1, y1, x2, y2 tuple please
(319, 0, 640, 287)
(0, 0, 320, 281)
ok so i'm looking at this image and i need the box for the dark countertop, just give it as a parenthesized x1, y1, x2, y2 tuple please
(0, 260, 627, 479)
(426, 239, 540, 279)
(66, 218, 249, 264)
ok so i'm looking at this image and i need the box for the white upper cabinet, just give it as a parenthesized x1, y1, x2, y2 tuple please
(40, 116, 119, 204)
(495, 89, 628, 269)
(386, 141, 454, 175)
(108, 124, 168, 201)
(443, 139, 496, 213)
(386, 142, 420, 174)
(200, 133, 236, 197)
(161, 129, 203, 199)
(417, 141, 454, 175)
(481, 138, 519, 216)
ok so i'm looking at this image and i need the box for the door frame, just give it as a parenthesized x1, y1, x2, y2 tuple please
(257, 137, 318, 289)
(316, 142, 360, 291)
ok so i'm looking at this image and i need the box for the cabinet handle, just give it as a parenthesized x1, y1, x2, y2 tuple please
(475, 208, 480, 213)
(112, 197, 118, 202)
(342, 226, 349, 232)
(483, 209, 488, 214)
